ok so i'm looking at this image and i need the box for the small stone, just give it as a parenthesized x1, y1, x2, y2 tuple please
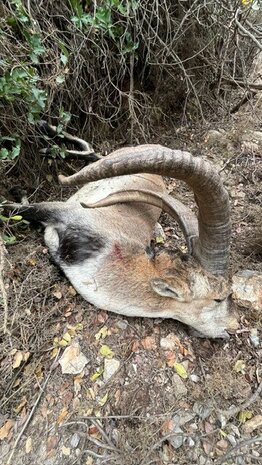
(187, 437, 195, 448)
(193, 401, 213, 419)
(190, 374, 200, 383)
(103, 358, 120, 382)
(204, 129, 227, 148)
(227, 434, 237, 447)
(250, 328, 260, 348)
(70, 433, 80, 448)
(172, 411, 194, 427)
(172, 374, 188, 400)
(232, 270, 262, 311)
(242, 415, 262, 434)
(168, 426, 184, 449)
(116, 320, 128, 330)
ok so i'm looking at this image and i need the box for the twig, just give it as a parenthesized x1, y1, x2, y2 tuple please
(216, 436, 262, 464)
(6, 349, 61, 465)
(220, 381, 262, 420)
(235, 10, 262, 51)
(0, 236, 9, 334)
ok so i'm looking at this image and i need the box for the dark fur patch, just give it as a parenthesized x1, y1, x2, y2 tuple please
(57, 225, 105, 265)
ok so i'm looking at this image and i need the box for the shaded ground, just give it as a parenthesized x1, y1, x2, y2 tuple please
(0, 115, 261, 465)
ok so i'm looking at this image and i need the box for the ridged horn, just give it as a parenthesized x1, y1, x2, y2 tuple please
(81, 189, 199, 255)
(59, 145, 231, 275)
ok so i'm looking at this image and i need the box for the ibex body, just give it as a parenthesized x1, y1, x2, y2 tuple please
(6, 128, 238, 338)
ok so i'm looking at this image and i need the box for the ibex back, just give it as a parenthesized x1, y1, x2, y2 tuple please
(6, 125, 239, 338)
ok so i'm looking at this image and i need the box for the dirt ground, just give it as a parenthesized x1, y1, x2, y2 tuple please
(0, 108, 261, 465)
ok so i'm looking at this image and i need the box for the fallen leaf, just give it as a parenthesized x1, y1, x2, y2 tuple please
(131, 340, 140, 352)
(233, 360, 246, 374)
(90, 367, 103, 381)
(25, 436, 32, 453)
(99, 345, 115, 358)
(173, 362, 188, 379)
(95, 326, 108, 340)
(12, 351, 24, 368)
(14, 397, 27, 414)
(46, 435, 59, 453)
(57, 407, 69, 425)
(53, 290, 62, 300)
(238, 410, 253, 423)
(0, 420, 15, 440)
(68, 286, 77, 296)
(59, 343, 89, 375)
(59, 332, 72, 347)
(141, 336, 157, 350)
(62, 446, 71, 456)
(98, 392, 108, 406)
(85, 457, 94, 465)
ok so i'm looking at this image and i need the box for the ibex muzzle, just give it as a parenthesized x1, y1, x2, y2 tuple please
(5, 125, 239, 338)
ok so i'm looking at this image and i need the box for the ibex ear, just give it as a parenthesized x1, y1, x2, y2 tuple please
(150, 278, 184, 301)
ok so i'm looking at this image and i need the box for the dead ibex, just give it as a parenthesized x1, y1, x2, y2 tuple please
(5, 123, 239, 338)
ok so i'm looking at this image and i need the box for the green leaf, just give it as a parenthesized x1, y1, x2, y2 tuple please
(56, 75, 65, 84)
(2, 234, 17, 245)
(173, 362, 188, 379)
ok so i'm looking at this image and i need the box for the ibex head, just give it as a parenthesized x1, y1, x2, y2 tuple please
(57, 144, 239, 338)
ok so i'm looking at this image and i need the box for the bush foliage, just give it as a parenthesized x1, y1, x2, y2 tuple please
(0, 0, 261, 160)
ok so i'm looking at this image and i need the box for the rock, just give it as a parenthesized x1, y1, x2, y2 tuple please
(227, 434, 237, 447)
(190, 374, 200, 383)
(204, 129, 227, 148)
(59, 342, 89, 375)
(70, 432, 80, 448)
(103, 358, 120, 381)
(193, 401, 213, 419)
(187, 437, 195, 448)
(250, 328, 260, 348)
(242, 415, 262, 434)
(232, 270, 262, 311)
(160, 333, 178, 350)
(168, 426, 184, 449)
(172, 374, 188, 399)
(172, 411, 195, 427)
(116, 320, 128, 330)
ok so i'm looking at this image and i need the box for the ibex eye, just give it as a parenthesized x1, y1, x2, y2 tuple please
(214, 298, 223, 303)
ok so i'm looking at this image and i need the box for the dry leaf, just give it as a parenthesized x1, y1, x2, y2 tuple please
(12, 351, 24, 368)
(98, 392, 108, 406)
(59, 343, 89, 375)
(62, 446, 71, 456)
(53, 290, 62, 300)
(68, 286, 77, 296)
(233, 360, 246, 374)
(46, 435, 59, 453)
(25, 436, 32, 453)
(14, 397, 27, 414)
(0, 420, 15, 440)
(57, 407, 69, 425)
(141, 336, 157, 350)
(99, 345, 114, 358)
(85, 457, 94, 465)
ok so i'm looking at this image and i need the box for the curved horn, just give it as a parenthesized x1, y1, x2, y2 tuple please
(81, 189, 199, 255)
(59, 145, 231, 275)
